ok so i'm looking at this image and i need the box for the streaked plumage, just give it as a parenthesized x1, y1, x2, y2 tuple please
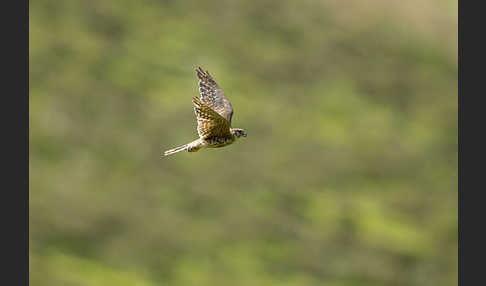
(162, 67, 247, 158)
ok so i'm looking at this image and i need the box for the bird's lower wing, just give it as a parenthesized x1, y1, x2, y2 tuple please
(192, 97, 232, 139)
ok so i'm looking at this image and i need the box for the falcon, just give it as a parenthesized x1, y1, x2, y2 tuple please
(161, 67, 247, 158)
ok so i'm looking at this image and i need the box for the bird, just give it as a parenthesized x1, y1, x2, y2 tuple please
(161, 67, 247, 158)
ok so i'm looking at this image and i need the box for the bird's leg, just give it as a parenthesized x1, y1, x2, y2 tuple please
(187, 138, 206, 152)
(162, 139, 205, 158)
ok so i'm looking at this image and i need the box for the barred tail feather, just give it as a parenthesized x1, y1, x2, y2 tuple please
(161, 144, 189, 158)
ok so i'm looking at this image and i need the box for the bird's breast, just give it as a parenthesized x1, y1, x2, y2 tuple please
(205, 137, 235, 148)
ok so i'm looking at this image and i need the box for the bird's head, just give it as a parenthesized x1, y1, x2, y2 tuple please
(230, 128, 247, 139)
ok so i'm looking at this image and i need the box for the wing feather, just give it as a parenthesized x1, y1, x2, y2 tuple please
(192, 97, 232, 139)
(196, 67, 234, 123)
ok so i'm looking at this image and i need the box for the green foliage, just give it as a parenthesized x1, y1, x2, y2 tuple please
(30, 0, 457, 285)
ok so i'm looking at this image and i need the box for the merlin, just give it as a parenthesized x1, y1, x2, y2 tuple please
(161, 67, 247, 158)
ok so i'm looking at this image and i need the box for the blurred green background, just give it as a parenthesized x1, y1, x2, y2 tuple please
(29, 0, 457, 285)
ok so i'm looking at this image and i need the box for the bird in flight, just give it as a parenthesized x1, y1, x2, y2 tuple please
(161, 67, 247, 158)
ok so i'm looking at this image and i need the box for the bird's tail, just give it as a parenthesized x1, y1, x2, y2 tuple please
(161, 143, 189, 158)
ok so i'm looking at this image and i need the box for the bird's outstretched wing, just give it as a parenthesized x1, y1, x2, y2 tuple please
(192, 97, 232, 140)
(196, 67, 234, 124)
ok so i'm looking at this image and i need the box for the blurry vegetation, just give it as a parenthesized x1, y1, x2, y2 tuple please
(29, 0, 457, 285)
